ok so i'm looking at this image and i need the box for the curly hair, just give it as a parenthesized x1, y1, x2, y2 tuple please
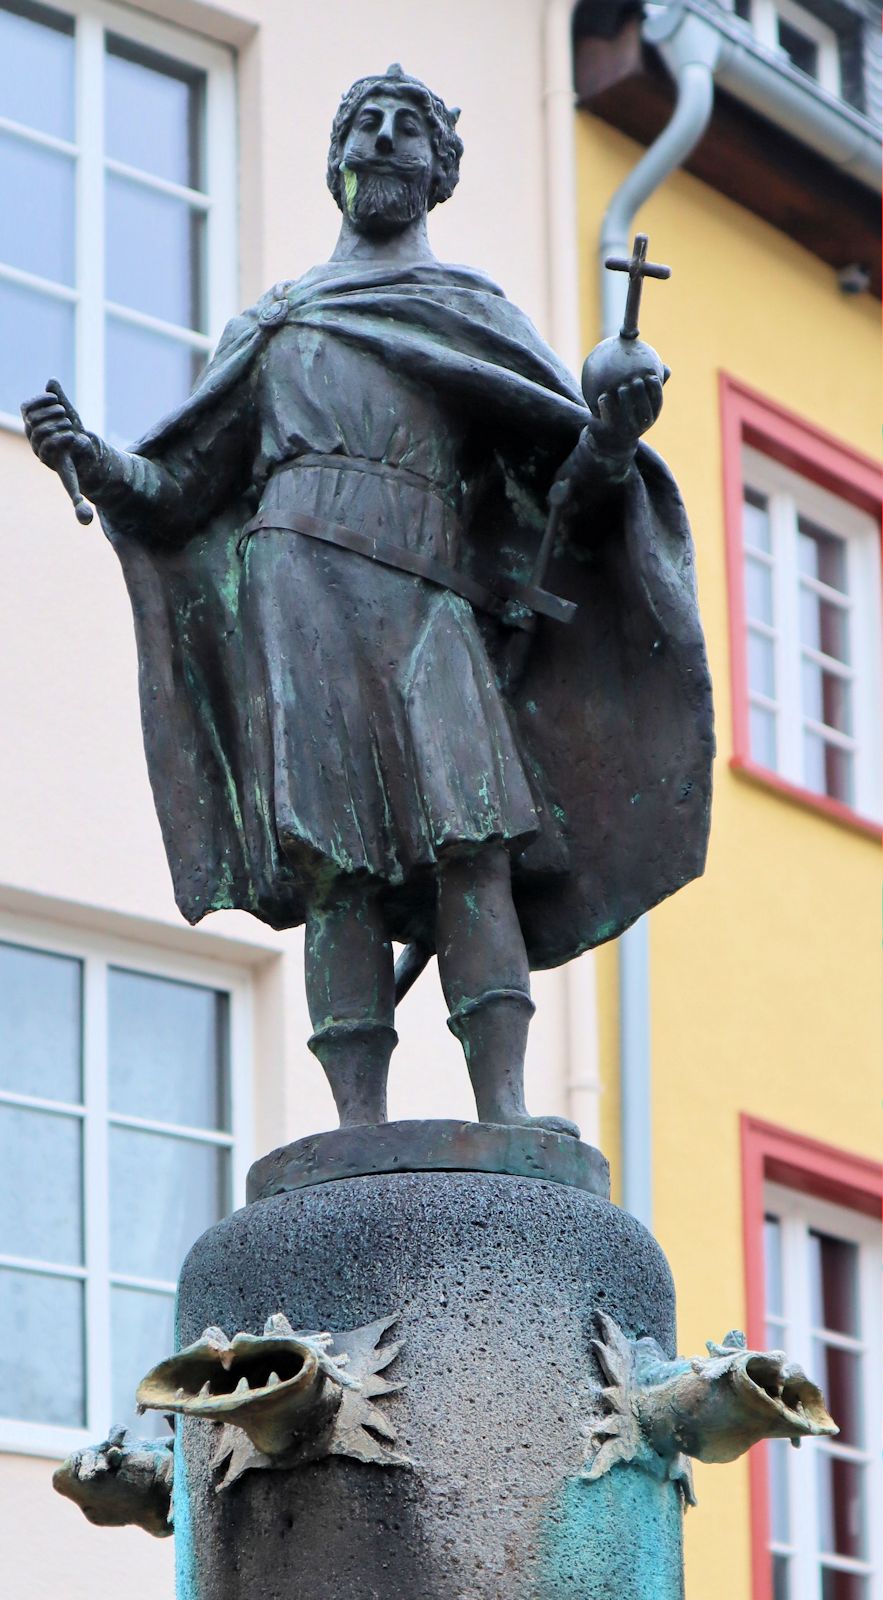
(327, 64, 463, 213)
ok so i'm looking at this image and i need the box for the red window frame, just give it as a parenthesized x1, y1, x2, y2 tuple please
(740, 1114, 883, 1600)
(720, 374, 882, 838)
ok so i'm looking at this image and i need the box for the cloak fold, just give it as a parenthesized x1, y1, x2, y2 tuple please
(103, 262, 713, 967)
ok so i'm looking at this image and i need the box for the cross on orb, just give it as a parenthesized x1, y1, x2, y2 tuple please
(604, 233, 671, 341)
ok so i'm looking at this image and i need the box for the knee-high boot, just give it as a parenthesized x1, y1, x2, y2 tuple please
(308, 1018, 398, 1127)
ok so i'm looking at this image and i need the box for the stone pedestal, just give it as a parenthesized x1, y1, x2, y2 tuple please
(173, 1123, 683, 1600)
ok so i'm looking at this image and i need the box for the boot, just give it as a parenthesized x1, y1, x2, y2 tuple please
(308, 1019, 398, 1127)
(448, 989, 579, 1137)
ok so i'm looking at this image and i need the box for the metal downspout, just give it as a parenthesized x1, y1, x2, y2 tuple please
(600, 9, 720, 1228)
(544, 0, 604, 1147)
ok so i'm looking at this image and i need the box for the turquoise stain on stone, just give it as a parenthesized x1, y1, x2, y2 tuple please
(537, 1468, 684, 1600)
(173, 1292, 203, 1600)
(173, 1428, 202, 1600)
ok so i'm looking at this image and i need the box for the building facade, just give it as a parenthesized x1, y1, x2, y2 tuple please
(1, 2, 879, 1596)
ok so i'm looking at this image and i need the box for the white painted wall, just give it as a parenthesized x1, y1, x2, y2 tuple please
(1, 3, 598, 1592)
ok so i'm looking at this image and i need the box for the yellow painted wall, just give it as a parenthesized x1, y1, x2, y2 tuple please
(575, 114, 881, 1598)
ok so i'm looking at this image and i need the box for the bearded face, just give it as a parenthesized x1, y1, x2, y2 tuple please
(341, 162, 434, 235)
(338, 91, 437, 236)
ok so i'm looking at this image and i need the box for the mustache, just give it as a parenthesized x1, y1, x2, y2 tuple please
(343, 154, 428, 177)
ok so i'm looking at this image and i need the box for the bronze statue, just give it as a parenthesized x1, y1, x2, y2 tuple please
(22, 65, 712, 1137)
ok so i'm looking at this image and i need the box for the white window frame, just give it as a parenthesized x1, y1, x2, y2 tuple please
(0, 911, 253, 1460)
(0, 0, 237, 435)
(741, 444, 883, 822)
(736, 0, 843, 95)
(764, 1182, 883, 1598)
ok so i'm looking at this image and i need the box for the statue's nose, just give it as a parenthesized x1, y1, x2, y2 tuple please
(375, 131, 394, 155)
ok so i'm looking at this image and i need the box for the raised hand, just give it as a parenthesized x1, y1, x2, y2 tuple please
(591, 371, 664, 452)
(21, 379, 103, 524)
(551, 370, 665, 510)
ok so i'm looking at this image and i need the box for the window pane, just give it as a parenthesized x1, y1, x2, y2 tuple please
(748, 630, 776, 698)
(750, 703, 778, 768)
(109, 969, 229, 1130)
(109, 1126, 229, 1281)
(0, 277, 74, 416)
(743, 489, 771, 553)
(745, 555, 774, 624)
(821, 1571, 868, 1600)
(803, 730, 853, 805)
(0, 1267, 84, 1425)
(111, 1287, 175, 1438)
(0, 132, 75, 284)
(816, 1453, 866, 1561)
(798, 519, 848, 593)
(105, 39, 204, 189)
(768, 1439, 790, 1543)
(772, 1553, 790, 1600)
(801, 660, 852, 736)
(0, 0, 74, 142)
(105, 317, 204, 447)
(809, 1231, 859, 1336)
(799, 587, 850, 663)
(763, 1214, 784, 1317)
(0, 941, 81, 1101)
(777, 16, 820, 79)
(0, 1104, 82, 1265)
(105, 174, 204, 329)
(813, 1339, 863, 1448)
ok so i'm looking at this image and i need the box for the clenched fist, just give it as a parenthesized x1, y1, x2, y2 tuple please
(21, 380, 99, 471)
(21, 379, 107, 523)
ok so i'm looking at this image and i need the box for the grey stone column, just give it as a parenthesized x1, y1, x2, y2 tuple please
(173, 1124, 683, 1600)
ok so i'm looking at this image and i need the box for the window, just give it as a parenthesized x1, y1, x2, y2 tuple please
(0, 0, 235, 447)
(739, 450, 880, 814)
(763, 1188, 881, 1600)
(742, 1118, 883, 1600)
(0, 922, 251, 1457)
(720, 377, 882, 832)
(733, 0, 844, 97)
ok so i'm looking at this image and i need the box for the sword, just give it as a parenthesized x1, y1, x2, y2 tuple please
(395, 237, 672, 1007)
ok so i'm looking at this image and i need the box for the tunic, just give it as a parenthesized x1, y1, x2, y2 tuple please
(99, 260, 713, 957)
(242, 319, 540, 889)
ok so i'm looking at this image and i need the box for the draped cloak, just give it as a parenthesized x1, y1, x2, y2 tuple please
(99, 260, 714, 969)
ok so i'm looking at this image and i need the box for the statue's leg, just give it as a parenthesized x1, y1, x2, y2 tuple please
(304, 880, 396, 1126)
(436, 844, 578, 1135)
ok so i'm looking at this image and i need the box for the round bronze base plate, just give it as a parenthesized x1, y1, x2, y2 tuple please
(247, 1119, 610, 1204)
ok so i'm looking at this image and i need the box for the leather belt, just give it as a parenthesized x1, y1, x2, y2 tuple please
(277, 451, 459, 509)
(239, 507, 576, 629)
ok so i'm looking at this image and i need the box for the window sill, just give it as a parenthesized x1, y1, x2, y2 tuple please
(730, 755, 882, 839)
